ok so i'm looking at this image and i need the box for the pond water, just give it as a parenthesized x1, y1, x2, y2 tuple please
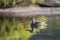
(29, 15, 60, 40)
(0, 15, 60, 40)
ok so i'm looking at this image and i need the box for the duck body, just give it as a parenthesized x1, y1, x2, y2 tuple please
(31, 22, 40, 33)
(29, 17, 46, 33)
(31, 22, 40, 28)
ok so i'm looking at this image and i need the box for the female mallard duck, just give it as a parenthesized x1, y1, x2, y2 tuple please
(30, 17, 46, 33)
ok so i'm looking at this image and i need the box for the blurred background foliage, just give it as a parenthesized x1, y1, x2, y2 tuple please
(0, 16, 47, 40)
(0, 0, 44, 8)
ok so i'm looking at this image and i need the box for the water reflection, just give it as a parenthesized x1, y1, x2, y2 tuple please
(29, 15, 60, 40)
(0, 15, 60, 40)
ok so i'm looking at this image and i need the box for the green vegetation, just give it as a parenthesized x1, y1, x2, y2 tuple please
(0, 0, 44, 8)
(0, 0, 20, 8)
(31, 0, 44, 4)
(0, 16, 47, 40)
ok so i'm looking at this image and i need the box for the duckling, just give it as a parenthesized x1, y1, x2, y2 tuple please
(29, 17, 46, 33)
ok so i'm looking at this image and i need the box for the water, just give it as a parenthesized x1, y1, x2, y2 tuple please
(0, 15, 60, 40)
(29, 15, 60, 40)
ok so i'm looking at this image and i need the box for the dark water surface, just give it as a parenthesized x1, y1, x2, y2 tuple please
(29, 15, 60, 40)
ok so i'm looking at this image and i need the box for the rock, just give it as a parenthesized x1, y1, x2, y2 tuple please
(37, 0, 60, 7)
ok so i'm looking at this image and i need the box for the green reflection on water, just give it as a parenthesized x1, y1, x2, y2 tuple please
(0, 16, 48, 40)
